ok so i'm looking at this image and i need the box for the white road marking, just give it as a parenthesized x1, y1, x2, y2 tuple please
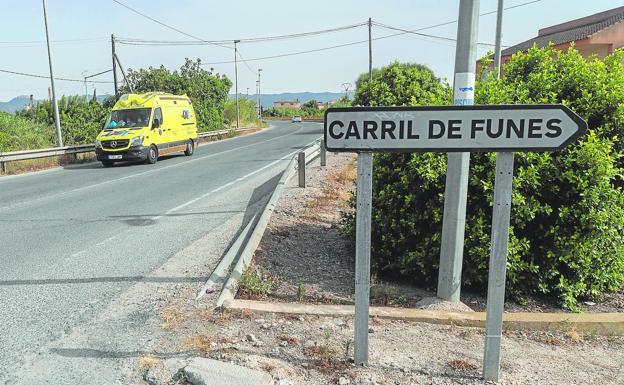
(55, 136, 320, 266)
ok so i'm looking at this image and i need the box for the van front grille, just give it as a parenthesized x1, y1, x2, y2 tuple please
(102, 139, 129, 149)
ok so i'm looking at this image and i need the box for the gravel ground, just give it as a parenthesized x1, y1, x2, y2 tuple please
(216, 151, 624, 384)
(247, 152, 623, 314)
(139, 304, 624, 385)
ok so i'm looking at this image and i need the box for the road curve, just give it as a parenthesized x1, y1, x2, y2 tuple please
(0, 120, 322, 383)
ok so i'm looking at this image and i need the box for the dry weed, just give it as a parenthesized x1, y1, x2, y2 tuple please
(447, 359, 479, 371)
(160, 307, 185, 331)
(566, 329, 583, 343)
(278, 335, 299, 346)
(182, 335, 213, 355)
(138, 354, 159, 370)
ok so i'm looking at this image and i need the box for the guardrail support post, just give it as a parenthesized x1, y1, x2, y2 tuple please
(298, 152, 305, 188)
(1, 161, 7, 174)
(320, 140, 326, 167)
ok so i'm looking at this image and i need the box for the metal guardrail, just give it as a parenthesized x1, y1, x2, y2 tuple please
(0, 127, 255, 166)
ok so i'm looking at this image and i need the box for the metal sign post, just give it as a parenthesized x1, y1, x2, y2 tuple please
(354, 151, 373, 365)
(483, 151, 514, 380)
(323, 104, 587, 375)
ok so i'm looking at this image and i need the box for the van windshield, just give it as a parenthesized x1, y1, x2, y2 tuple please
(104, 108, 151, 129)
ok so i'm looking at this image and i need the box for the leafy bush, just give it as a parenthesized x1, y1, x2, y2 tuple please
(223, 97, 261, 127)
(345, 51, 624, 309)
(238, 266, 273, 298)
(123, 58, 231, 131)
(17, 95, 110, 146)
(0, 111, 53, 151)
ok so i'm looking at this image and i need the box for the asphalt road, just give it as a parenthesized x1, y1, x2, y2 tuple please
(0, 121, 322, 383)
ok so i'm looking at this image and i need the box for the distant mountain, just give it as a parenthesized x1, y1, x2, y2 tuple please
(0, 94, 113, 113)
(0, 96, 31, 113)
(229, 92, 353, 108)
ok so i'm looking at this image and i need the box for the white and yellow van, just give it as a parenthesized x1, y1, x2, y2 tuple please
(95, 92, 198, 166)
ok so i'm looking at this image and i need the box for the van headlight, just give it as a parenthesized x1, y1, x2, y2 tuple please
(131, 136, 144, 147)
(94, 139, 101, 148)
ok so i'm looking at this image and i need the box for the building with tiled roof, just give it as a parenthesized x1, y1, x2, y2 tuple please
(498, 6, 624, 66)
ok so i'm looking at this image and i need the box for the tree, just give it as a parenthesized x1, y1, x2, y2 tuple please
(302, 100, 319, 110)
(122, 58, 232, 131)
(354, 62, 450, 106)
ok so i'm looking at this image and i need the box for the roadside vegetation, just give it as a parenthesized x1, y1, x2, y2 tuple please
(223, 97, 263, 128)
(263, 97, 351, 119)
(344, 49, 624, 310)
(0, 111, 53, 151)
(121, 58, 231, 132)
(0, 59, 241, 153)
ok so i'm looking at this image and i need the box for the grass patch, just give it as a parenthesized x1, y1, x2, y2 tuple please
(237, 265, 274, 299)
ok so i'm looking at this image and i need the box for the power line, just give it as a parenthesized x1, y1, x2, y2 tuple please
(199, 0, 540, 66)
(372, 21, 506, 47)
(110, 0, 231, 49)
(0, 68, 114, 84)
(0, 37, 108, 45)
(236, 49, 256, 75)
(116, 22, 368, 46)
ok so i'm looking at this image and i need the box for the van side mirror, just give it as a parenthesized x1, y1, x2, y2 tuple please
(152, 118, 160, 129)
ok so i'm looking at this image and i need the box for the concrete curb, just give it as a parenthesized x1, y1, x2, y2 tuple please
(215, 141, 322, 307)
(229, 299, 624, 336)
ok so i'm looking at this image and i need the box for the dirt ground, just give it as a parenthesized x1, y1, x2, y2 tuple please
(246, 152, 624, 314)
(141, 303, 624, 385)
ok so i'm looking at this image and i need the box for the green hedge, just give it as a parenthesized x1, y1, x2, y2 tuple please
(345, 51, 624, 310)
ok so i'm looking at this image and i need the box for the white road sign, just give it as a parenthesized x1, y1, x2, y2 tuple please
(324, 105, 587, 152)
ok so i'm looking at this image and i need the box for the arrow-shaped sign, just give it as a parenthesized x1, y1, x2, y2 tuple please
(324, 104, 587, 152)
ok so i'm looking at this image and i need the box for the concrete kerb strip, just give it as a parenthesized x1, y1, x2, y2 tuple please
(196, 213, 258, 300)
(229, 299, 624, 336)
(215, 141, 322, 307)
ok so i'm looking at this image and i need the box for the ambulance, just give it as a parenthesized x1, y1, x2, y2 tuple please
(95, 92, 198, 167)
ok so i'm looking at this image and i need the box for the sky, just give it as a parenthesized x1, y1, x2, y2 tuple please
(0, 0, 622, 102)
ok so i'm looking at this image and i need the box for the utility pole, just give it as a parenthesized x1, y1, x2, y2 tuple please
(82, 70, 88, 100)
(234, 40, 240, 129)
(368, 17, 373, 80)
(437, 0, 480, 302)
(354, 15, 374, 367)
(341, 83, 351, 99)
(42, 0, 63, 147)
(257, 68, 262, 118)
(111, 34, 119, 98)
(246, 87, 249, 97)
(483, 1, 507, 381)
(493, 0, 504, 78)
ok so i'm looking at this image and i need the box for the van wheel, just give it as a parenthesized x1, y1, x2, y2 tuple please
(184, 140, 195, 156)
(146, 145, 158, 164)
(102, 161, 114, 167)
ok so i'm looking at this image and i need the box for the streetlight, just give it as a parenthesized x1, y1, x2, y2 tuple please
(234, 40, 240, 129)
(257, 68, 263, 118)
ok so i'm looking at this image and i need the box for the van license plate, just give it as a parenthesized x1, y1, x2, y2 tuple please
(108, 155, 122, 160)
